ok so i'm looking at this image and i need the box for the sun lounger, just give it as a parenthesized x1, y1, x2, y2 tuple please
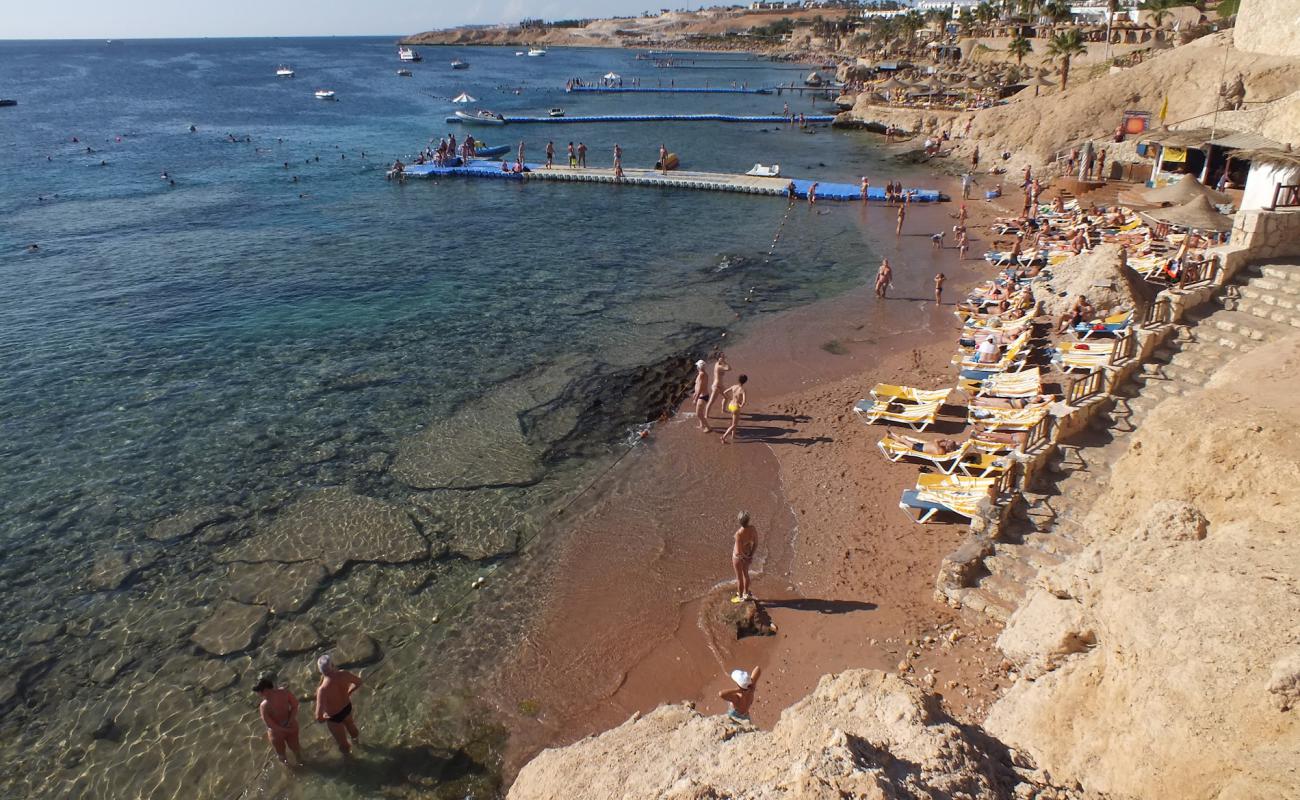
(877, 434, 972, 474)
(957, 452, 1012, 478)
(915, 472, 997, 494)
(954, 331, 1031, 373)
(869, 384, 952, 404)
(1073, 310, 1132, 339)
(853, 397, 943, 431)
(899, 489, 978, 523)
(1051, 349, 1113, 373)
(965, 367, 1042, 398)
(967, 403, 1051, 430)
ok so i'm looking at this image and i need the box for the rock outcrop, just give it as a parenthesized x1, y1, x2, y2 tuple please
(985, 334, 1300, 799)
(509, 669, 1075, 800)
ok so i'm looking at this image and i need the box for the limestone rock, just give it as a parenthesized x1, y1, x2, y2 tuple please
(1267, 650, 1300, 712)
(86, 549, 155, 591)
(1132, 499, 1208, 542)
(998, 590, 1095, 680)
(509, 669, 1025, 800)
(227, 561, 328, 613)
(190, 602, 268, 656)
(147, 505, 242, 541)
(1032, 243, 1155, 320)
(219, 487, 429, 572)
(333, 632, 381, 668)
(267, 620, 324, 657)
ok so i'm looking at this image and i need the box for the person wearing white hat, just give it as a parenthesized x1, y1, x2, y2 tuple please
(692, 359, 712, 432)
(719, 665, 761, 722)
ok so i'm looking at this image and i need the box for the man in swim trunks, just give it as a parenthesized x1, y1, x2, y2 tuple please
(254, 674, 302, 767)
(874, 258, 892, 299)
(934, 272, 945, 304)
(896, 204, 906, 236)
(883, 430, 958, 456)
(659, 143, 669, 175)
(314, 654, 363, 757)
(693, 359, 712, 432)
(732, 510, 757, 601)
(577, 141, 587, 168)
(719, 666, 761, 721)
(720, 374, 747, 444)
(705, 352, 731, 423)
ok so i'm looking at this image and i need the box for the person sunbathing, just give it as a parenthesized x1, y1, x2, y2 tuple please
(971, 424, 1030, 450)
(1055, 295, 1095, 335)
(970, 394, 1054, 411)
(884, 430, 959, 455)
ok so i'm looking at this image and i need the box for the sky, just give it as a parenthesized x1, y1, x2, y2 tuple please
(1, 0, 657, 39)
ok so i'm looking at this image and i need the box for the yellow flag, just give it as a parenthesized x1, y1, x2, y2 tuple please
(1158, 95, 1168, 124)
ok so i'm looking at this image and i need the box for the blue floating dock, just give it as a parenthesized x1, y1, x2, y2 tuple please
(399, 159, 946, 203)
(566, 86, 772, 94)
(444, 114, 837, 125)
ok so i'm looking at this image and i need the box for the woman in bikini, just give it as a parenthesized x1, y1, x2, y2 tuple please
(732, 511, 757, 601)
(720, 374, 747, 444)
(704, 353, 731, 423)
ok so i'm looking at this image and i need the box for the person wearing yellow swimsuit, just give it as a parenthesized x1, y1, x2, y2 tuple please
(720, 374, 748, 444)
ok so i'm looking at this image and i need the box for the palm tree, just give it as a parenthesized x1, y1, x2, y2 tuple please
(1044, 0, 1073, 23)
(1139, 0, 1178, 28)
(1007, 34, 1033, 64)
(975, 2, 997, 26)
(1045, 28, 1086, 89)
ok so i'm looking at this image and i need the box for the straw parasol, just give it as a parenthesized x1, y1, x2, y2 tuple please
(1027, 75, 1055, 87)
(877, 77, 908, 91)
(1122, 174, 1230, 208)
(1140, 194, 1234, 232)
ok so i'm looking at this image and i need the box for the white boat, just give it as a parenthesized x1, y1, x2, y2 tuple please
(527, 47, 547, 57)
(276, 65, 295, 78)
(398, 46, 422, 63)
(454, 109, 506, 126)
(396, 68, 413, 77)
(745, 163, 781, 177)
(515, 51, 524, 56)
(548, 107, 564, 117)
(314, 89, 336, 101)
(450, 59, 469, 70)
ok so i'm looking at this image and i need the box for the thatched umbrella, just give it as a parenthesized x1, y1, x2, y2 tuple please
(1140, 194, 1234, 232)
(1123, 174, 1230, 208)
(1027, 75, 1055, 87)
(877, 77, 909, 91)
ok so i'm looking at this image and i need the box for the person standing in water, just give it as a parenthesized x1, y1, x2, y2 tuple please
(934, 272, 945, 305)
(731, 510, 757, 602)
(314, 654, 363, 757)
(875, 258, 893, 299)
(720, 374, 747, 444)
(254, 674, 302, 767)
(705, 352, 731, 423)
(896, 204, 906, 236)
(860, 176, 869, 201)
(693, 359, 712, 432)
(719, 666, 761, 722)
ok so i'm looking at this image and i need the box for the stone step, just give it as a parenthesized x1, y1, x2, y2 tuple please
(955, 587, 1015, 623)
(1236, 298, 1300, 329)
(984, 551, 1040, 585)
(1239, 283, 1300, 303)
(1159, 363, 1212, 387)
(1241, 276, 1300, 296)
(1168, 349, 1224, 374)
(1022, 529, 1083, 558)
(977, 571, 1029, 609)
(1257, 264, 1300, 284)
(996, 541, 1066, 572)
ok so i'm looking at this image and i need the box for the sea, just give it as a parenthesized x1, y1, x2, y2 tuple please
(0, 37, 906, 798)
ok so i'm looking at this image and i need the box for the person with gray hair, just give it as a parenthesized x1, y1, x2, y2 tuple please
(313, 653, 363, 756)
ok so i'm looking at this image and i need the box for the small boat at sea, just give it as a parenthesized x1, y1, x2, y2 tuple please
(397, 68, 413, 77)
(276, 65, 295, 78)
(0, 99, 16, 107)
(515, 51, 524, 56)
(454, 109, 506, 125)
(474, 144, 510, 158)
(398, 46, 423, 63)
(804, 71, 825, 87)
(548, 107, 564, 117)
(314, 89, 337, 101)
(450, 59, 469, 70)
(527, 47, 547, 57)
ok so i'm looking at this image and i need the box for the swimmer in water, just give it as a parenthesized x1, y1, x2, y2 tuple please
(720, 374, 747, 444)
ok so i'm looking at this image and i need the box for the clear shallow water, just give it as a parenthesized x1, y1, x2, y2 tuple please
(0, 38, 898, 798)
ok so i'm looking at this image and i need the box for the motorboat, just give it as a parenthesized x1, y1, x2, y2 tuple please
(527, 47, 547, 57)
(804, 71, 824, 87)
(450, 59, 469, 70)
(548, 107, 564, 117)
(396, 68, 413, 77)
(314, 89, 337, 101)
(276, 65, 295, 78)
(398, 46, 423, 63)
(0, 99, 16, 107)
(473, 144, 510, 158)
(745, 163, 780, 177)
(515, 51, 525, 56)
(454, 109, 506, 125)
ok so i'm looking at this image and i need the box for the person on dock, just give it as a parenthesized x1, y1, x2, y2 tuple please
(720, 667, 761, 722)
(254, 674, 302, 767)
(731, 511, 757, 602)
(786, 181, 797, 202)
(314, 654, 363, 757)
(517, 140, 526, 165)
(934, 272, 946, 304)
(860, 176, 869, 201)
(896, 204, 906, 237)
(567, 142, 576, 168)
(659, 143, 669, 175)
(807, 182, 818, 205)
(693, 360, 712, 433)
(875, 258, 892, 299)
(613, 143, 623, 178)
(705, 352, 731, 422)
(577, 142, 587, 168)
(545, 141, 555, 169)
(720, 374, 747, 444)
(782, 102, 790, 122)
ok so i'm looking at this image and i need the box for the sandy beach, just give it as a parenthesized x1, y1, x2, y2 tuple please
(480, 168, 1013, 779)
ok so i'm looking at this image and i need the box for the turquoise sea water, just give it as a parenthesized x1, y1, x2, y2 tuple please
(0, 38, 900, 798)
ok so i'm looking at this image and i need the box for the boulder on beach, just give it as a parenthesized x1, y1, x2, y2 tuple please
(1034, 243, 1154, 320)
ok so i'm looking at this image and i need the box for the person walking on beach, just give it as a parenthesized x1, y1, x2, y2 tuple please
(731, 511, 757, 602)
(659, 143, 669, 175)
(808, 182, 818, 205)
(971, 146, 980, 170)
(896, 204, 906, 237)
(577, 141, 587, 168)
(934, 273, 945, 305)
(705, 352, 731, 422)
(314, 654, 363, 757)
(254, 674, 302, 767)
(875, 258, 892, 299)
(693, 359, 712, 432)
(961, 172, 972, 200)
(719, 667, 761, 722)
(567, 142, 576, 168)
(545, 141, 555, 169)
(720, 374, 747, 444)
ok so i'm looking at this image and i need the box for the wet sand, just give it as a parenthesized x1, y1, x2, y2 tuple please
(485, 171, 1013, 778)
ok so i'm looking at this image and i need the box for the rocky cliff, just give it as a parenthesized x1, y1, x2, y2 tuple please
(985, 332, 1300, 799)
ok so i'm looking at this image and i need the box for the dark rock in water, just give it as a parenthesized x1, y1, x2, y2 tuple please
(333, 632, 382, 667)
(267, 620, 325, 656)
(86, 717, 122, 742)
(87, 548, 155, 591)
(20, 621, 64, 646)
(721, 598, 777, 639)
(147, 505, 243, 541)
(190, 601, 269, 656)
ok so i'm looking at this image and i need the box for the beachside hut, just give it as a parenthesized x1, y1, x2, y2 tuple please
(1140, 194, 1234, 232)
(1236, 148, 1300, 211)
(451, 92, 476, 104)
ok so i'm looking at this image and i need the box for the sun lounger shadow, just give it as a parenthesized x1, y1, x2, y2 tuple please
(761, 598, 877, 614)
(743, 412, 812, 423)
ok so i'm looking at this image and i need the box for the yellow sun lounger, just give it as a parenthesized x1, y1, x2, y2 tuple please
(967, 403, 1052, 430)
(958, 452, 1012, 478)
(916, 473, 996, 494)
(954, 332, 1031, 373)
(899, 488, 980, 523)
(854, 397, 944, 431)
(964, 367, 1042, 398)
(869, 384, 952, 405)
(877, 434, 972, 474)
